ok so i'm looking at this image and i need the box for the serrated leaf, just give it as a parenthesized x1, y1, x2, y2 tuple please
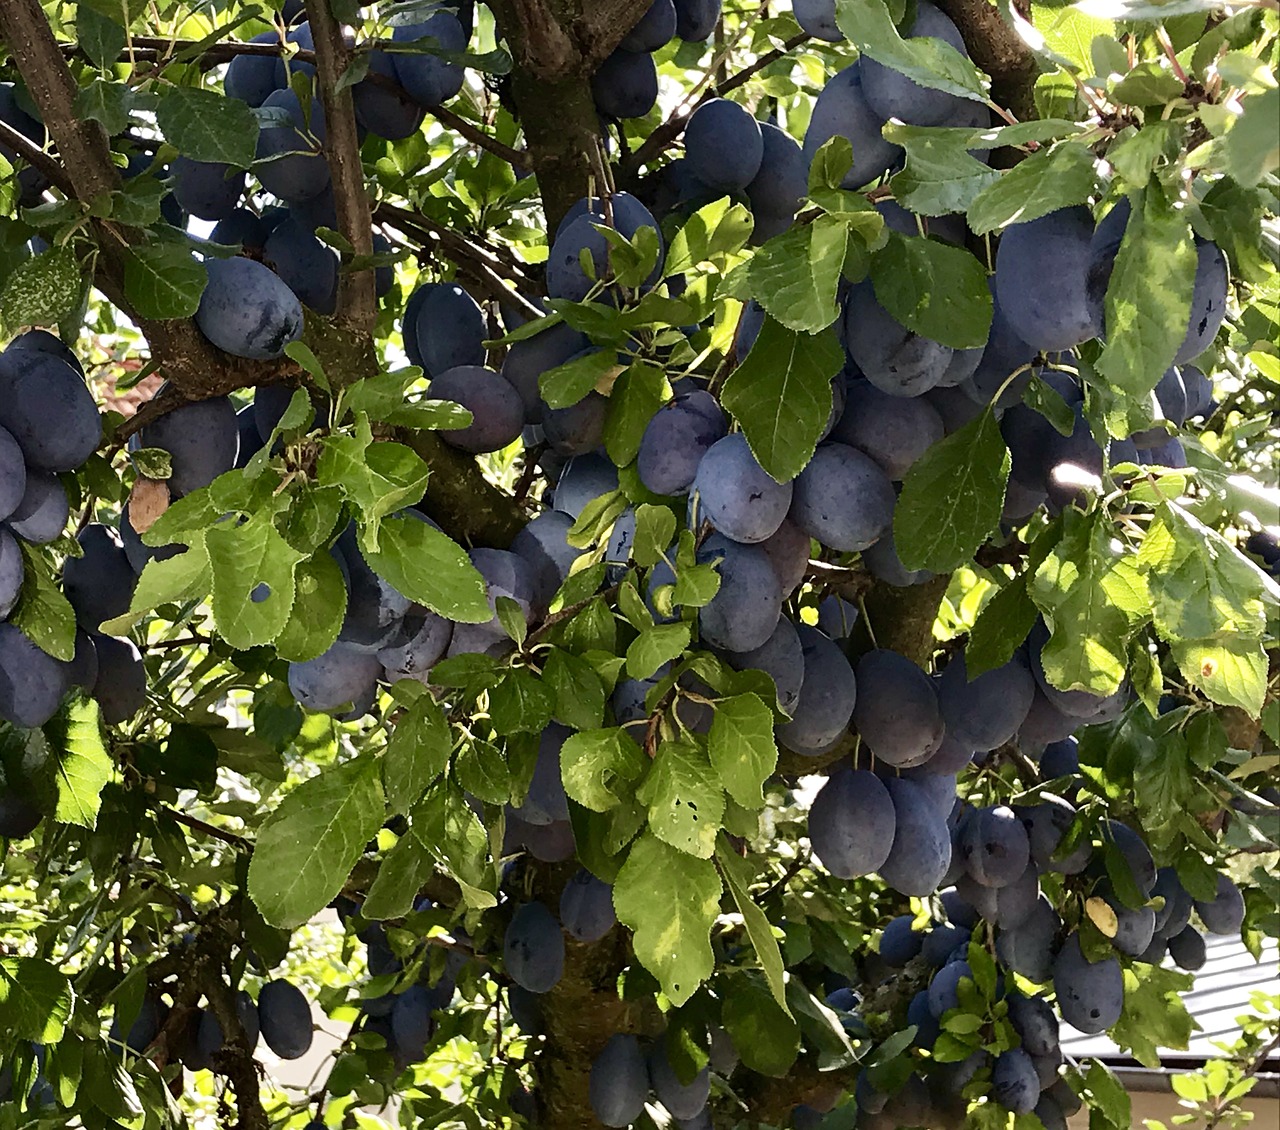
(122, 243, 209, 320)
(543, 648, 607, 731)
(967, 143, 1098, 235)
(720, 318, 841, 484)
(357, 512, 490, 624)
(708, 693, 777, 809)
(665, 198, 754, 276)
(895, 410, 1009, 571)
(718, 844, 790, 1015)
(362, 823, 434, 920)
(205, 510, 305, 649)
(0, 246, 83, 332)
(275, 550, 347, 662)
(12, 543, 77, 660)
(48, 697, 111, 828)
(409, 779, 496, 909)
(317, 423, 431, 541)
(636, 739, 724, 858)
(835, 0, 987, 99)
(627, 621, 691, 680)
(155, 85, 259, 167)
(613, 832, 722, 1006)
(870, 231, 992, 349)
(248, 756, 386, 929)
(1095, 188, 1197, 397)
(560, 728, 647, 812)
(0, 958, 73, 1043)
(966, 577, 1039, 679)
(383, 695, 451, 815)
(748, 215, 849, 334)
(539, 348, 619, 410)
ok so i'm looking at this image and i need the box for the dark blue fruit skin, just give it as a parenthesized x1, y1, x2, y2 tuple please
(430, 366, 525, 454)
(390, 984, 435, 1068)
(881, 777, 953, 896)
(832, 380, 945, 481)
(844, 280, 953, 398)
(196, 992, 260, 1058)
(378, 612, 452, 684)
(264, 216, 339, 315)
(1102, 818, 1157, 899)
(880, 915, 923, 966)
(791, 442, 896, 553)
(992, 1047, 1040, 1114)
(1195, 873, 1245, 935)
(995, 206, 1099, 353)
(254, 89, 330, 204)
(170, 158, 244, 221)
(650, 1042, 711, 1119)
(927, 958, 972, 1018)
(510, 509, 579, 612)
(808, 768, 896, 878)
(501, 321, 589, 423)
(761, 517, 810, 597)
(1168, 924, 1207, 971)
(353, 49, 427, 140)
(448, 547, 538, 658)
(693, 433, 792, 544)
(210, 208, 269, 253)
(722, 615, 804, 716)
(803, 63, 903, 190)
(622, 0, 677, 51)
(559, 868, 617, 942)
(258, 979, 313, 1060)
(746, 121, 809, 243)
(0, 789, 44, 839)
(696, 532, 783, 653)
(637, 391, 727, 496)
(937, 650, 1036, 753)
(543, 389, 609, 456)
(777, 623, 856, 754)
(138, 394, 240, 498)
(513, 724, 570, 827)
(391, 13, 467, 109)
(1052, 932, 1123, 1033)
(995, 895, 1059, 983)
(674, 0, 721, 40)
(0, 425, 25, 522)
(503, 901, 565, 994)
(852, 650, 946, 768)
(224, 32, 286, 106)
(547, 200, 662, 302)
(960, 804, 1031, 888)
(110, 994, 165, 1054)
(91, 633, 147, 724)
(591, 47, 659, 119)
(590, 1033, 650, 1127)
(196, 257, 305, 360)
(684, 98, 764, 192)
(1007, 990, 1059, 1056)
(288, 642, 381, 712)
(861, 1, 970, 126)
(794, 0, 841, 39)
(0, 349, 101, 472)
(64, 524, 136, 633)
(412, 283, 486, 378)
(7, 328, 83, 374)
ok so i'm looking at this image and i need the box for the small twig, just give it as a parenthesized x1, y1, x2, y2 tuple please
(524, 582, 622, 650)
(161, 807, 252, 851)
(0, 119, 73, 195)
(431, 102, 527, 168)
(374, 201, 534, 290)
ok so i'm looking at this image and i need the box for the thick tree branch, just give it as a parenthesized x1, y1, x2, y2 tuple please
(304, 0, 376, 334)
(0, 119, 72, 195)
(934, 0, 1041, 122)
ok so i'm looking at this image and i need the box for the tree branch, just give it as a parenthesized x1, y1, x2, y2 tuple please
(934, 0, 1041, 122)
(304, 0, 376, 334)
(0, 119, 72, 195)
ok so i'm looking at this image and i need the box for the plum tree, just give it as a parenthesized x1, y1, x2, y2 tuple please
(0, 1, 1275, 1127)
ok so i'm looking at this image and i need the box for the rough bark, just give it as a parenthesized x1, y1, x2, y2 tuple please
(935, 0, 1042, 122)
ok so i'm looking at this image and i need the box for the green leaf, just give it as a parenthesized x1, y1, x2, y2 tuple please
(966, 143, 1098, 235)
(543, 648, 607, 731)
(560, 728, 648, 812)
(74, 78, 135, 135)
(78, 5, 127, 70)
(718, 844, 790, 1015)
(1030, 509, 1150, 695)
(1095, 188, 1198, 397)
(1171, 636, 1268, 715)
(888, 126, 1001, 217)
(708, 693, 777, 809)
(248, 756, 386, 929)
(317, 425, 431, 541)
(894, 410, 1009, 571)
(48, 697, 112, 828)
(0, 958, 73, 1043)
(488, 668, 555, 734)
(357, 512, 490, 624)
(362, 824, 435, 921)
(719, 318, 842, 484)
(1110, 62, 1184, 107)
(275, 550, 347, 662)
(613, 832, 722, 1007)
(720, 971, 799, 1076)
(1107, 120, 1181, 188)
(409, 779, 496, 909)
(835, 0, 987, 99)
(12, 543, 77, 660)
(539, 348, 619, 410)
(604, 362, 668, 467)
(122, 244, 209, 320)
(664, 198, 755, 276)
(966, 577, 1039, 678)
(785, 981, 859, 1070)
(0, 246, 83, 333)
(627, 621, 691, 680)
(748, 216, 849, 334)
(1133, 723, 1192, 833)
(154, 85, 259, 168)
(1212, 85, 1279, 188)
(205, 510, 305, 649)
(100, 540, 211, 635)
(631, 505, 678, 570)
(870, 232, 992, 349)
(636, 739, 724, 859)
(383, 695, 451, 815)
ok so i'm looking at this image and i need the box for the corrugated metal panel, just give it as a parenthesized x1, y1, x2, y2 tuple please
(1061, 934, 1280, 1062)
